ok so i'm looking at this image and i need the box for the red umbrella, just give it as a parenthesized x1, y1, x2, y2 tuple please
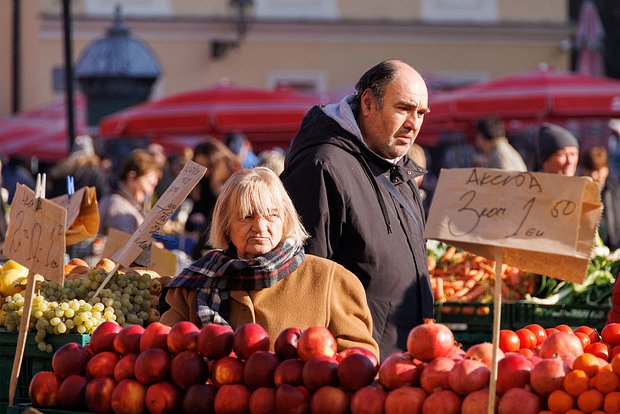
(427, 66, 620, 125)
(0, 94, 87, 162)
(98, 83, 319, 151)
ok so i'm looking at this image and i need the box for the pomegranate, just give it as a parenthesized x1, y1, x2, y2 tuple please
(530, 357, 570, 397)
(447, 359, 490, 395)
(461, 388, 498, 414)
(496, 353, 533, 395)
(539, 332, 584, 359)
(419, 357, 454, 394)
(407, 322, 454, 362)
(384, 386, 426, 414)
(464, 342, 504, 368)
(420, 389, 461, 414)
(498, 387, 541, 414)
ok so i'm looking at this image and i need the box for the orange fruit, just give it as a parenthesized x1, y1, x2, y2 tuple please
(604, 391, 620, 414)
(611, 353, 620, 377)
(548, 389, 575, 413)
(593, 368, 619, 394)
(577, 388, 604, 413)
(574, 353, 602, 377)
(565, 369, 591, 397)
(565, 410, 586, 414)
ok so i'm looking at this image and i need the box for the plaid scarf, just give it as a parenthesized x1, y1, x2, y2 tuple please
(167, 238, 305, 327)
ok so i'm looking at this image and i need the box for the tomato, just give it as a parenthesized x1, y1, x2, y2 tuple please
(524, 323, 547, 346)
(611, 344, 620, 360)
(555, 324, 574, 335)
(545, 327, 561, 338)
(601, 323, 620, 346)
(574, 326, 600, 344)
(574, 332, 591, 349)
(584, 342, 611, 361)
(515, 328, 537, 350)
(499, 330, 520, 353)
(515, 347, 534, 357)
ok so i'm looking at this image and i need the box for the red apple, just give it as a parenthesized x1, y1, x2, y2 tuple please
(85, 376, 117, 413)
(274, 327, 303, 360)
(214, 383, 251, 414)
(57, 374, 88, 410)
(113, 324, 145, 356)
(350, 385, 388, 414)
(170, 350, 209, 390)
(52, 342, 91, 379)
(111, 378, 146, 414)
(29, 371, 61, 408)
(243, 350, 280, 389)
(86, 351, 121, 378)
(384, 386, 427, 414)
(336, 346, 380, 369)
(378, 352, 421, 390)
(167, 320, 200, 355)
(275, 383, 310, 414)
(89, 321, 122, 354)
(114, 353, 138, 382)
(233, 323, 270, 360)
(197, 323, 235, 360)
(302, 355, 339, 392)
(182, 383, 218, 413)
(134, 348, 171, 385)
(310, 385, 350, 414)
(274, 358, 305, 386)
(249, 387, 277, 414)
(211, 355, 245, 387)
(297, 326, 337, 361)
(337, 353, 377, 392)
(145, 381, 182, 414)
(140, 321, 171, 352)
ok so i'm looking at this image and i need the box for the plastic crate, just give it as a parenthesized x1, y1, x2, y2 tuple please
(511, 302, 611, 332)
(0, 329, 90, 414)
(433, 302, 516, 332)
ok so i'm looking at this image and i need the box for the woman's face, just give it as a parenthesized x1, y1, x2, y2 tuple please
(228, 202, 284, 259)
(126, 170, 160, 204)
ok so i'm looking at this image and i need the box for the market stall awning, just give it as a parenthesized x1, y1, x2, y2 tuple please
(98, 83, 319, 151)
(427, 66, 620, 125)
(0, 94, 87, 162)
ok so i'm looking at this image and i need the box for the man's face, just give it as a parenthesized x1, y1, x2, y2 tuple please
(542, 146, 579, 176)
(359, 64, 430, 160)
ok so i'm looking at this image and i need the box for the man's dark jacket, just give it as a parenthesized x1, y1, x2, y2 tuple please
(601, 176, 620, 250)
(280, 104, 434, 359)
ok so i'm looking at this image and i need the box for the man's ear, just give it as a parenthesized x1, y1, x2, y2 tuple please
(360, 90, 375, 115)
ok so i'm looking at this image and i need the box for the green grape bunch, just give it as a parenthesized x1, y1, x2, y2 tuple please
(1, 268, 156, 352)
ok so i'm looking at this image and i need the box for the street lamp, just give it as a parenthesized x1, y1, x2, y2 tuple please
(211, 0, 253, 59)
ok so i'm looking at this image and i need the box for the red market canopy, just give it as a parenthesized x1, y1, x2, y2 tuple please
(427, 66, 620, 125)
(0, 94, 87, 162)
(98, 83, 320, 151)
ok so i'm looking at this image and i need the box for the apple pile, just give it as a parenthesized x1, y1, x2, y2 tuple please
(28, 318, 620, 413)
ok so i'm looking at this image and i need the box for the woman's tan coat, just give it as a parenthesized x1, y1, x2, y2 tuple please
(160, 254, 379, 358)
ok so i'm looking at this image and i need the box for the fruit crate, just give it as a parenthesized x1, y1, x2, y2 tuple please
(510, 302, 611, 332)
(7, 403, 91, 414)
(0, 329, 90, 414)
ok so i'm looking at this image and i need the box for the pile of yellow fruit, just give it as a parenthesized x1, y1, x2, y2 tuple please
(0, 259, 45, 326)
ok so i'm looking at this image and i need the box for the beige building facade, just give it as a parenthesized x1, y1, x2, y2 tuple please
(1, 0, 572, 120)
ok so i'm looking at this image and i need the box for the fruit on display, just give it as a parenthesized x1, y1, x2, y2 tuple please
(1, 264, 164, 352)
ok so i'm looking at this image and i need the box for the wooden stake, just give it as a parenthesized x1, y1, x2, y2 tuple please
(91, 261, 121, 300)
(488, 249, 503, 414)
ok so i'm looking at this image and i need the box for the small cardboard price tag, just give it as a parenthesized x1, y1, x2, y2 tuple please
(112, 160, 206, 267)
(3, 184, 67, 283)
(424, 168, 602, 283)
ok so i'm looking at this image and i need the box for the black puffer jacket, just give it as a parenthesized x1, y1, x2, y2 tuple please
(281, 105, 434, 359)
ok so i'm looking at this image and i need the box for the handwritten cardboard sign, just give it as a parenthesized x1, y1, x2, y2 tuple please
(103, 228, 177, 276)
(3, 184, 67, 283)
(424, 168, 602, 283)
(51, 186, 99, 246)
(112, 160, 206, 267)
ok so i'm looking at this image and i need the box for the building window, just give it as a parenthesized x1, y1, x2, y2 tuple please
(421, 0, 499, 23)
(254, 0, 339, 20)
(266, 71, 326, 94)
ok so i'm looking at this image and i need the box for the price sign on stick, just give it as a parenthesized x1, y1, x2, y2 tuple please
(3, 183, 67, 283)
(424, 168, 602, 414)
(92, 160, 206, 298)
(3, 178, 67, 407)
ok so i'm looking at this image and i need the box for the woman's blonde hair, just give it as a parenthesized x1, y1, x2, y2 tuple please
(209, 167, 309, 249)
